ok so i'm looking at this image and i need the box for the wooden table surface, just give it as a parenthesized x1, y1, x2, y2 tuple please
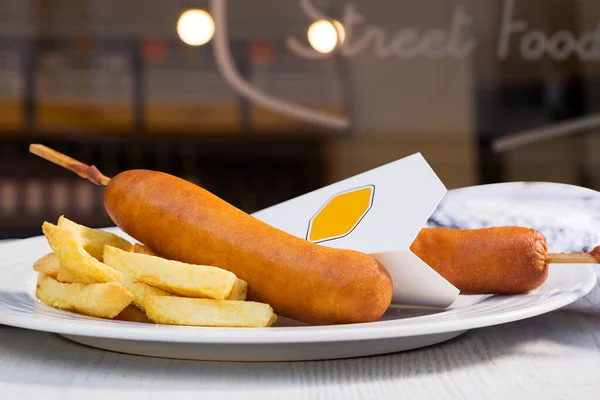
(0, 310, 598, 400)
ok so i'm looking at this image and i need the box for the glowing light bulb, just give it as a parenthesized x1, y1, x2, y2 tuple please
(177, 9, 215, 46)
(307, 20, 345, 54)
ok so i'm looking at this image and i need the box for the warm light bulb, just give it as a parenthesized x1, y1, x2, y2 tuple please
(177, 9, 215, 46)
(307, 20, 345, 54)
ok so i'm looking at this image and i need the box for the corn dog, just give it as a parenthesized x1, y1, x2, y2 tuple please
(104, 170, 393, 325)
(411, 227, 549, 294)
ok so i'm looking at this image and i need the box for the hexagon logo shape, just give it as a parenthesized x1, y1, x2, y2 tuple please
(307, 185, 375, 243)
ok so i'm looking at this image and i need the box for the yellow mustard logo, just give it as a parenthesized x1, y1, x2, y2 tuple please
(307, 185, 375, 243)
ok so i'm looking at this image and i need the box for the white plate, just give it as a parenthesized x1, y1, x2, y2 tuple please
(0, 230, 595, 361)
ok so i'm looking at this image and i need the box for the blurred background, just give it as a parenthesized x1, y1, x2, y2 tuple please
(2, 0, 600, 238)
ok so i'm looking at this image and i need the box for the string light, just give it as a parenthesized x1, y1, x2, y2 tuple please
(307, 20, 345, 54)
(177, 9, 215, 46)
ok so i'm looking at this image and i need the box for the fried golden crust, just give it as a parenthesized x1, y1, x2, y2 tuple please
(105, 170, 393, 325)
(411, 227, 549, 294)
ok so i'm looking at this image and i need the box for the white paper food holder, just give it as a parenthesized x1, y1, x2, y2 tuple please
(253, 153, 460, 308)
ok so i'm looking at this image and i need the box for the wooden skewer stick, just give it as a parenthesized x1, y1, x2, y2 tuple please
(29, 144, 600, 264)
(547, 250, 599, 264)
(29, 144, 111, 186)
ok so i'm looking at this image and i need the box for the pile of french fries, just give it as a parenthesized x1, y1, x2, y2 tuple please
(33, 216, 277, 327)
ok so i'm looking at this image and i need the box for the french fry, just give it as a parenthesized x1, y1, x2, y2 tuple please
(42, 222, 121, 283)
(58, 216, 133, 260)
(56, 264, 94, 284)
(120, 269, 173, 311)
(103, 246, 174, 310)
(227, 278, 248, 301)
(33, 253, 61, 278)
(33, 252, 99, 284)
(36, 273, 133, 318)
(115, 305, 153, 323)
(145, 296, 277, 327)
(133, 243, 248, 301)
(104, 245, 237, 299)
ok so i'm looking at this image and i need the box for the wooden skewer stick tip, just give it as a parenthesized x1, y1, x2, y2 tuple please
(29, 144, 111, 186)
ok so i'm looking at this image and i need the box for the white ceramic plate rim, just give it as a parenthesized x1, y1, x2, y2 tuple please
(0, 233, 596, 345)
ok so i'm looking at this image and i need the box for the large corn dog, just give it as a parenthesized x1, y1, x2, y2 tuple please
(411, 227, 549, 294)
(104, 170, 393, 325)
